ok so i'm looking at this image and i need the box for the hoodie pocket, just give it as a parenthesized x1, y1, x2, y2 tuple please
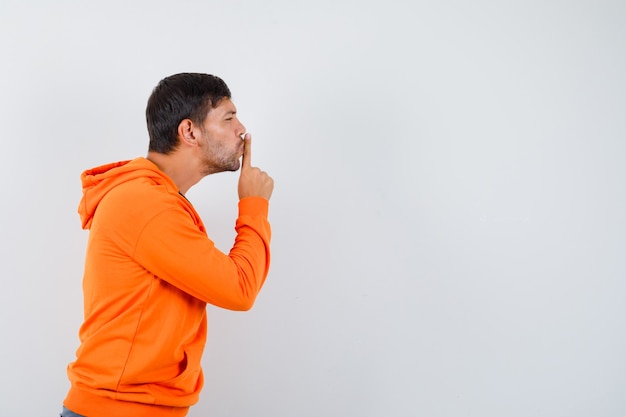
(154, 346, 204, 396)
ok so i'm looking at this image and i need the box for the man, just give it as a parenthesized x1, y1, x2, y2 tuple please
(61, 73, 274, 417)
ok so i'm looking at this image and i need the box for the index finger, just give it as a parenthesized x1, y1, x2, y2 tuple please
(241, 133, 252, 169)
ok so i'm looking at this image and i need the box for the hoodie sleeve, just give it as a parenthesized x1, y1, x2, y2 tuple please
(132, 196, 271, 310)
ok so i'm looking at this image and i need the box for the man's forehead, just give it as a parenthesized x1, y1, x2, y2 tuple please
(214, 98, 236, 114)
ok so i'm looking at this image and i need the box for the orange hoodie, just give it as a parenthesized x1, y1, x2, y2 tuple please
(64, 157, 271, 417)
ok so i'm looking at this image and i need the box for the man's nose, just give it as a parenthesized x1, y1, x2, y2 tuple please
(237, 121, 246, 136)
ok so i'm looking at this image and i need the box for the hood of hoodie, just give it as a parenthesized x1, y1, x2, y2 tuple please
(78, 157, 178, 229)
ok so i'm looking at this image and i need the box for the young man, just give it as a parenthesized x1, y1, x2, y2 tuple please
(61, 73, 274, 417)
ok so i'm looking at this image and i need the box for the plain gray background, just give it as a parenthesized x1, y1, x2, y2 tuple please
(1, 0, 625, 415)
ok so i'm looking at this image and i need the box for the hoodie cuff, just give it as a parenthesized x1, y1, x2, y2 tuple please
(238, 197, 269, 218)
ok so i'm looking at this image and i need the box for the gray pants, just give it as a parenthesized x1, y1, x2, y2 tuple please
(60, 406, 85, 417)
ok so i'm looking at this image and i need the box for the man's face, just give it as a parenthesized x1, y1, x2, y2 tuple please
(196, 98, 246, 174)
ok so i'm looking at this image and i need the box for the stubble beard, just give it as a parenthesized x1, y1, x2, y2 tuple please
(198, 132, 241, 175)
(201, 150, 241, 175)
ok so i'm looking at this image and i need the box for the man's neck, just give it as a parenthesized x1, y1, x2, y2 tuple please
(146, 151, 202, 195)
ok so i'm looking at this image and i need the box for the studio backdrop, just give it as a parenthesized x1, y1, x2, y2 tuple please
(1, 1, 625, 416)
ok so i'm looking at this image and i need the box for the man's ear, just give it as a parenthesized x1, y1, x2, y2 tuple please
(177, 119, 199, 146)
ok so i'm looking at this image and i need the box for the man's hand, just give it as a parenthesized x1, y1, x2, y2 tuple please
(238, 133, 274, 201)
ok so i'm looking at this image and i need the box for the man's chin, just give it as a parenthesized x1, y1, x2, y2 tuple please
(226, 160, 241, 172)
(222, 158, 241, 172)
(203, 159, 240, 175)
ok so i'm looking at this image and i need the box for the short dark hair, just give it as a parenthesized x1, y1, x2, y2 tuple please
(146, 73, 232, 154)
